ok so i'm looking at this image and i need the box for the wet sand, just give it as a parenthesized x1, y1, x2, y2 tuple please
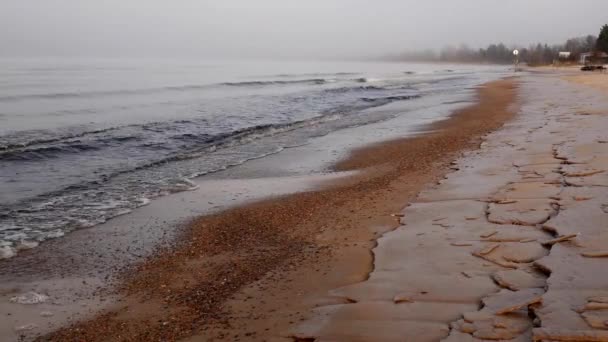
(0, 172, 356, 341)
(31, 78, 518, 341)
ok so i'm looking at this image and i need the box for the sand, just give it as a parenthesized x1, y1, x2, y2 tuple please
(13, 70, 608, 342)
(565, 73, 608, 93)
(290, 73, 608, 341)
(31, 78, 518, 342)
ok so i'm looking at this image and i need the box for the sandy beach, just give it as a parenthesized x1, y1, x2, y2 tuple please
(1, 62, 505, 341)
(6, 77, 513, 342)
(2, 2, 607, 341)
(3, 69, 608, 342)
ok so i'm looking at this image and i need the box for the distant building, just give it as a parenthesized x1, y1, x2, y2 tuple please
(580, 52, 608, 65)
(558, 51, 571, 59)
(580, 52, 593, 64)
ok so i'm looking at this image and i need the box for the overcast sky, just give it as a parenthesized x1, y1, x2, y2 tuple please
(1, 0, 607, 59)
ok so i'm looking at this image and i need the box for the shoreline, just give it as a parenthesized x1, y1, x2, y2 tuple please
(38, 78, 519, 341)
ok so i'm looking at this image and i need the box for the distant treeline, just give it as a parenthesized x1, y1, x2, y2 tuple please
(389, 35, 598, 66)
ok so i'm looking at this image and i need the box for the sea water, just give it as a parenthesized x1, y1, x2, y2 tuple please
(0, 58, 508, 257)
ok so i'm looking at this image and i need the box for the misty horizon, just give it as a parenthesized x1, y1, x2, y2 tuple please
(2, 0, 608, 60)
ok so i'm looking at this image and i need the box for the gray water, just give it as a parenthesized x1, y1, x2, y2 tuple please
(0, 58, 508, 258)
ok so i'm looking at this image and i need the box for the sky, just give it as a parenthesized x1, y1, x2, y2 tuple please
(1, 0, 607, 60)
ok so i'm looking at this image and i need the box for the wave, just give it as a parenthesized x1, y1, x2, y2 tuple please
(0, 126, 123, 152)
(0, 77, 339, 102)
(0, 143, 101, 161)
(102, 92, 424, 173)
(361, 94, 421, 103)
(322, 85, 385, 94)
(0, 134, 140, 161)
(0, 85, 211, 102)
(273, 72, 359, 78)
(0, 117, 341, 206)
(1, 88, 423, 166)
(354, 77, 387, 83)
(0, 74, 433, 103)
(1, 84, 425, 163)
(408, 75, 468, 86)
(1, 75, 465, 153)
(221, 78, 329, 87)
(0, 119, 316, 164)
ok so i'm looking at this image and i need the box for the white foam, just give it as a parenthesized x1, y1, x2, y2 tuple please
(45, 230, 65, 239)
(137, 197, 151, 206)
(113, 209, 132, 216)
(9, 292, 50, 305)
(15, 240, 39, 251)
(15, 323, 38, 332)
(0, 245, 16, 259)
(3, 232, 27, 241)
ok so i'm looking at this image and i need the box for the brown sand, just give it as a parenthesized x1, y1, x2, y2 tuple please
(38, 79, 518, 342)
(564, 73, 608, 93)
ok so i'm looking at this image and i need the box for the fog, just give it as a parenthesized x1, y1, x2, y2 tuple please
(1, 0, 607, 60)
